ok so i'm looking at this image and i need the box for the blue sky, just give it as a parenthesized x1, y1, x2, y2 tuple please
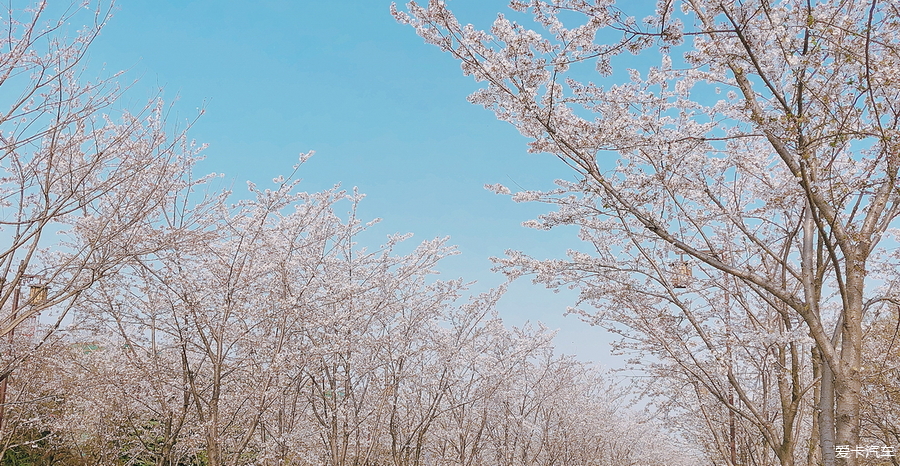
(83, 0, 620, 365)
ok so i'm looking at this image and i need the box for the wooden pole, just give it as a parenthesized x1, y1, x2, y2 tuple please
(0, 284, 20, 433)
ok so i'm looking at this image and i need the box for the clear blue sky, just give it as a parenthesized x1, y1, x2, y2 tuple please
(84, 0, 621, 365)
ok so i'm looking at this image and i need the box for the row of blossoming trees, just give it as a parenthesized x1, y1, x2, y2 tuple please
(0, 2, 690, 465)
(5, 180, 683, 466)
(392, 0, 900, 466)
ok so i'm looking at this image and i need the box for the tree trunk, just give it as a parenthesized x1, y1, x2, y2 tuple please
(835, 256, 865, 466)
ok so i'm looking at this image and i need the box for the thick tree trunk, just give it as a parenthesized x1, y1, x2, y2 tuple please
(206, 404, 221, 466)
(835, 257, 865, 466)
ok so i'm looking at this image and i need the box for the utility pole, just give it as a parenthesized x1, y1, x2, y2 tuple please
(0, 283, 20, 433)
(0, 276, 47, 433)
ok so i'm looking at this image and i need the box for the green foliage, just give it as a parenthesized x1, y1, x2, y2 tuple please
(0, 422, 209, 466)
(115, 420, 209, 466)
(1, 429, 84, 466)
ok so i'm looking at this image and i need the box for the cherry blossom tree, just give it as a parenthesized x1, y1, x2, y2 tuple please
(0, 0, 206, 444)
(395, 1, 900, 465)
(61, 170, 486, 466)
(14, 165, 690, 465)
(0, 1, 702, 464)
